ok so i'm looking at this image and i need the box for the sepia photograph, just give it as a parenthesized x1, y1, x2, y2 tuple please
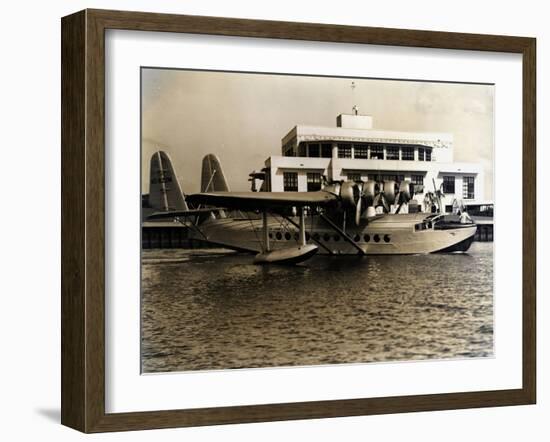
(140, 68, 494, 374)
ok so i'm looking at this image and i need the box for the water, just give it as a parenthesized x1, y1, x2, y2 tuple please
(141, 243, 493, 373)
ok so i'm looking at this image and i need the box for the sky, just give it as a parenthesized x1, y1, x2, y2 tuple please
(141, 68, 494, 197)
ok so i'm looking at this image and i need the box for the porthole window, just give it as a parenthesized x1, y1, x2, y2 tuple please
(294, 232, 299, 241)
(313, 233, 320, 241)
(268, 232, 273, 239)
(276, 232, 282, 240)
(285, 232, 292, 240)
(364, 234, 370, 242)
(305, 232, 311, 241)
(354, 234, 360, 242)
(384, 234, 391, 243)
(374, 234, 380, 243)
(333, 234, 340, 242)
(323, 233, 331, 242)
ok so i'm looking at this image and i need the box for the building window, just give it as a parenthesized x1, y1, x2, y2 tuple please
(354, 144, 369, 159)
(337, 143, 352, 158)
(263, 168, 271, 192)
(307, 172, 322, 191)
(418, 147, 425, 161)
(386, 146, 399, 160)
(347, 172, 362, 182)
(321, 143, 332, 158)
(401, 147, 414, 160)
(463, 176, 475, 199)
(382, 174, 404, 183)
(283, 172, 298, 191)
(298, 144, 307, 157)
(411, 175, 424, 186)
(284, 148, 294, 157)
(370, 145, 384, 160)
(308, 143, 320, 157)
(282, 138, 296, 157)
(426, 148, 432, 161)
(442, 176, 455, 194)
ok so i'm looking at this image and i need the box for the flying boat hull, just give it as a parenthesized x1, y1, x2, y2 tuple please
(190, 213, 477, 256)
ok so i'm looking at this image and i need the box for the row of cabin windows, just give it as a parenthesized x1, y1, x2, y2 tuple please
(442, 176, 475, 199)
(269, 231, 391, 243)
(285, 171, 426, 191)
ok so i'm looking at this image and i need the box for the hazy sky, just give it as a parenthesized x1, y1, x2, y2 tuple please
(141, 68, 494, 197)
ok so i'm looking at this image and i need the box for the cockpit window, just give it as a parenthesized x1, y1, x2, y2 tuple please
(415, 221, 432, 231)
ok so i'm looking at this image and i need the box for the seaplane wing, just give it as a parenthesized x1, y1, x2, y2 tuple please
(147, 207, 225, 221)
(186, 191, 338, 210)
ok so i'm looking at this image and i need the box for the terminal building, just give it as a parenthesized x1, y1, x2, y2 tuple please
(258, 112, 486, 214)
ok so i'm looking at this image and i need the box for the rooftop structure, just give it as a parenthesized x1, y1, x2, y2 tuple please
(262, 113, 485, 213)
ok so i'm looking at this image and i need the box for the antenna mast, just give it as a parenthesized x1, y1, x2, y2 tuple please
(351, 81, 359, 115)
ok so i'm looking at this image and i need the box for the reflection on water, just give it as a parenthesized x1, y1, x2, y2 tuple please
(141, 243, 493, 373)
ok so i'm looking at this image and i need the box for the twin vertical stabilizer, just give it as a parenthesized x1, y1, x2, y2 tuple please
(148, 151, 188, 211)
(148, 151, 230, 213)
(201, 154, 230, 192)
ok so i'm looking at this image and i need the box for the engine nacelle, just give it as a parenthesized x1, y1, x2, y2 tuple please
(340, 181, 360, 208)
(362, 180, 378, 206)
(398, 180, 412, 203)
(382, 180, 398, 205)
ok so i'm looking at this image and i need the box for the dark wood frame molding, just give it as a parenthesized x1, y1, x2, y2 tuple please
(61, 9, 536, 433)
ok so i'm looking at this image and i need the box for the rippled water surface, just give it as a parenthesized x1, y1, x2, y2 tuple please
(141, 243, 493, 373)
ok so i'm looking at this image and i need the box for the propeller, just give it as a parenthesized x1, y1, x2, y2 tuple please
(371, 180, 397, 213)
(334, 178, 416, 221)
(430, 178, 445, 214)
(340, 181, 364, 226)
(354, 183, 363, 226)
(394, 181, 413, 214)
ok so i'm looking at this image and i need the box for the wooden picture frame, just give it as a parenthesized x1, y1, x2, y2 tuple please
(61, 9, 536, 433)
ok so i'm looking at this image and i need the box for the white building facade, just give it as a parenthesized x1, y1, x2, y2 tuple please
(262, 114, 485, 213)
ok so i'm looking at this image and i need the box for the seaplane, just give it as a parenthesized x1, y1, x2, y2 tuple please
(145, 151, 477, 265)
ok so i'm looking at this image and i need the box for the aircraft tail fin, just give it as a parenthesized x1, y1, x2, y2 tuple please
(201, 154, 230, 192)
(148, 151, 189, 211)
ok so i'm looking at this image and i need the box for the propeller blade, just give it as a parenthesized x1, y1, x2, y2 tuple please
(381, 195, 390, 213)
(355, 197, 362, 226)
(395, 200, 404, 214)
